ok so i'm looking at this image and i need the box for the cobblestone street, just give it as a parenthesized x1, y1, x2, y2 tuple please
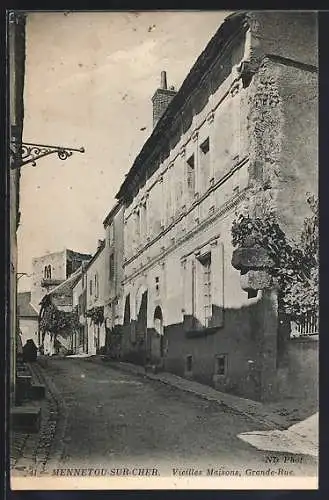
(11, 356, 317, 478)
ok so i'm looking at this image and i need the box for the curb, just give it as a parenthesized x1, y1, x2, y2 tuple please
(28, 358, 69, 475)
(88, 356, 289, 430)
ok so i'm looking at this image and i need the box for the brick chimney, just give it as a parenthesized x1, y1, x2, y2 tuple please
(151, 71, 177, 128)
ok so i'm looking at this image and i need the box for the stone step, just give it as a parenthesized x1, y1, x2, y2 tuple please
(28, 384, 46, 400)
(16, 375, 33, 403)
(11, 406, 41, 433)
(17, 374, 32, 384)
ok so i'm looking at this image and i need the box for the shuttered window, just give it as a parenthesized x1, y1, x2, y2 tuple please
(198, 252, 212, 327)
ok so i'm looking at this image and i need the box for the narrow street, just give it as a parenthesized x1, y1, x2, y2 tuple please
(38, 357, 317, 477)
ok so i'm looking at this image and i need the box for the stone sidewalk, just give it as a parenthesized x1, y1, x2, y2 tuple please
(10, 359, 67, 478)
(88, 356, 294, 430)
(238, 413, 318, 458)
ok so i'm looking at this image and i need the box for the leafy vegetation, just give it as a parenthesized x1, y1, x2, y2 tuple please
(231, 194, 318, 319)
(86, 306, 104, 325)
(39, 295, 79, 347)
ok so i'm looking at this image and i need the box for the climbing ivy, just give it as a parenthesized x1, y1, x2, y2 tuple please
(86, 306, 104, 325)
(39, 296, 79, 346)
(231, 194, 318, 319)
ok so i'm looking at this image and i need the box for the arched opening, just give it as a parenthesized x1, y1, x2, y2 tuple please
(123, 294, 131, 325)
(154, 306, 163, 336)
(136, 290, 148, 340)
(153, 305, 164, 358)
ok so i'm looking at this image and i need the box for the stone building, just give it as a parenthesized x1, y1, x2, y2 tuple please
(40, 267, 85, 355)
(102, 202, 125, 357)
(30, 248, 91, 311)
(85, 240, 106, 355)
(115, 11, 318, 402)
(72, 261, 88, 354)
(8, 12, 26, 403)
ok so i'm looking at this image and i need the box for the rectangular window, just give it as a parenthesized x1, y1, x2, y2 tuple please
(109, 224, 114, 246)
(79, 326, 84, 345)
(198, 252, 212, 327)
(140, 202, 147, 240)
(186, 354, 193, 373)
(186, 154, 195, 196)
(155, 276, 160, 295)
(94, 274, 99, 298)
(89, 280, 92, 296)
(135, 209, 140, 241)
(109, 253, 115, 282)
(215, 354, 227, 376)
(199, 138, 210, 193)
(78, 294, 83, 315)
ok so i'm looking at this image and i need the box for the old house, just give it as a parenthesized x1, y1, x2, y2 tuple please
(102, 202, 125, 357)
(85, 240, 106, 355)
(31, 248, 91, 311)
(114, 11, 317, 402)
(40, 267, 85, 355)
(72, 261, 88, 354)
(8, 12, 26, 403)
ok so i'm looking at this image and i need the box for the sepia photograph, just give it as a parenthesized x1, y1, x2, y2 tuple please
(8, 10, 318, 490)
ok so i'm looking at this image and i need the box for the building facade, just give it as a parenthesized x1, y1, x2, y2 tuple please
(103, 202, 125, 357)
(8, 12, 26, 402)
(31, 248, 91, 311)
(114, 11, 317, 402)
(40, 267, 85, 355)
(72, 262, 88, 354)
(85, 240, 106, 355)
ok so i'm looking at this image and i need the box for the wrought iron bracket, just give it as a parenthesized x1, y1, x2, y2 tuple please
(10, 139, 85, 169)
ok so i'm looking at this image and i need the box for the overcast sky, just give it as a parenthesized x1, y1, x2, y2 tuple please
(17, 10, 230, 291)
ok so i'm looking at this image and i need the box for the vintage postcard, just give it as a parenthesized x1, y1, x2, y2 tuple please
(8, 10, 319, 490)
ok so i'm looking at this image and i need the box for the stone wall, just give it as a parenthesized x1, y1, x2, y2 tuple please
(277, 336, 318, 406)
(119, 12, 318, 402)
(103, 205, 125, 329)
(8, 12, 26, 402)
(247, 11, 317, 67)
(31, 250, 67, 310)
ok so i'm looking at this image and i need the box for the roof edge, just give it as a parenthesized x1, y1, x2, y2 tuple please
(103, 201, 122, 228)
(115, 11, 247, 200)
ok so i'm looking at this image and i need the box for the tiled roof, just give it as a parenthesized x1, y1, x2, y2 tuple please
(17, 292, 38, 318)
(47, 267, 82, 298)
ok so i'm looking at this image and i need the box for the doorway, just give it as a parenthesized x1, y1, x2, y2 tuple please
(153, 306, 164, 359)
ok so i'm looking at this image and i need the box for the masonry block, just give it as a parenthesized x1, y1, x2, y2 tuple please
(231, 247, 275, 271)
(11, 406, 41, 433)
(16, 374, 32, 401)
(28, 384, 46, 400)
(240, 269, 273, 290)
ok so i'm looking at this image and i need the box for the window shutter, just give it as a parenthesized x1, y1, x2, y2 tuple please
(210, 241, 224, 327)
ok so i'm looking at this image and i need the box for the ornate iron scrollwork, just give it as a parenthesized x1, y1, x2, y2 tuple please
(10, 141, 85, 169)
